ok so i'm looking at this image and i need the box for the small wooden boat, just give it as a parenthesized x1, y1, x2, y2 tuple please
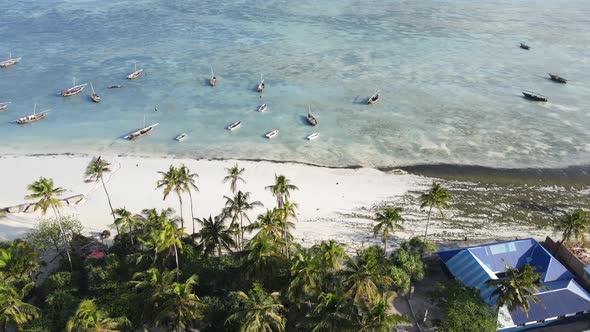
(257, 75, 265, 93)
(520, 42, 530, 50)
(522, 90, 547, 102)
(306, 106, 317, 126)
(307, 133, 320, 140)
(368, 90, 380, 105)
(61, 78, 88, 97)
(209, 66, 217, 86)
(548, 73, 567, 84)
(175, 133, 187, 141)
(16, 104, 49, 125)
(227, 121, 241, 130)
(108, 85, 123, 89)
(265, 129, 279, 139)
(89, 83, 101, 103)
(124, 123, 158, 140)
(0, 101, 11, 111)
(258, 103, 268, 113)
(126, 63, 143, 80)
(0, 53, 21, 68)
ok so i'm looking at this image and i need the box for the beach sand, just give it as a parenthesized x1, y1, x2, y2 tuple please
(0, 154, 566, 251)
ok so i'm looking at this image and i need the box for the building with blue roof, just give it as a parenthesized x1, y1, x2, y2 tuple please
(438, 238, 590, 331)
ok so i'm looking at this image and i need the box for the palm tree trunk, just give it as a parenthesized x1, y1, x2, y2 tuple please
(423, 205, 433, 241)
(52, 205, 72, 271)
(100, 176, 118, 233)
(240, 214, 244, 251)
(173, 243, 180, 282)
(188, 189, 196, 236)
(384, 236, 387, 255)
(177, 194, 184, 234)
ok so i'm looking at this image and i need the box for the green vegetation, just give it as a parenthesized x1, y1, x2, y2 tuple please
(554, 209, 589, 245)
(485, 262, 542, 315)
(419, 182, 450, 241)
(0, 159, 429, 331)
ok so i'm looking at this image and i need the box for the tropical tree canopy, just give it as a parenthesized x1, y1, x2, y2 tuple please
(485, 262, 542, 315)
(554, 209, 590, 244)
(228, 282, 286, 332)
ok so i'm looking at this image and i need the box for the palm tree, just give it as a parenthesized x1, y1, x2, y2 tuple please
(265, 174, 298, 209)
(554, 209, 589, 246)
(224, 191, 262, 250)
(66, 299, 130, 332)
(85, 156, 117, 231)
(157, 165, 188, 233)
(26, 177, 72, 270)
(177, 165, 199, 235)
(248, 209, 286, 244)
(195, 214, 235, 257)
(223, 163, 245, 194)
(287, 250, 321, 305)
(0, 240, 39, 280)
(373, 206, 405, 254)
(228, 282, 286, 332)
(419, 182, 450, 241)
(305, 291, 357, 332)
(0, 281, 40, 331)
(244, 232, 286, 284)
(357, 293, 409, 332)
(155, 217, 187, 282)
(156, 274, 204, 332)
(313, 240, 347, 272)
(131, 267, 176, 319)
(343, 256, 392, 306)
(279, 199, 298, 258)
(112, 208, 141, 246)
(485, 262, 541, 316)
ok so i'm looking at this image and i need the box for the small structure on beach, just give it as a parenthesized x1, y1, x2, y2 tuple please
(437, 239, 590, 331)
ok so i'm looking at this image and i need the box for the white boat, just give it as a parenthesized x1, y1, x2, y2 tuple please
(307, 133, 320, 140)
(175, 133, 188, 141)
(126, 63, 143, 80)
(124, 116, 158, 140)
(257, 74, 265, 92)
(258, 103, 268, 113)
(61, 78, 88, 97)
(368, 89, 380, 105)
(0, 101, 11, 111)
(89, 82, 101, 103)
(265, 129, 279, 139)
(16, 104, 49, 125)
(0, 53, 21, 68)
(227, 121, 241, 130)
(209, 65, 217, 86)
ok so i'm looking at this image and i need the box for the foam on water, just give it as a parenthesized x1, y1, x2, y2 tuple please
(0, 0, 589, 168)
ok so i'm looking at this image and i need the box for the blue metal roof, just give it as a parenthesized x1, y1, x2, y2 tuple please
(437, 238, 590, 326)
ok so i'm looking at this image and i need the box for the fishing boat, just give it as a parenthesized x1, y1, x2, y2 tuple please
(306, 106, 317, 126)
(61, 78, 88, 97)
(0, 101, 11, 111)
(16, 104, 49, 125)
(307, 133, 320, 140)
(522, 90, 547, 102)
(257, 75, 265, 93)
(209, 66, 217, 86)
(265, 129, 279, 139)
(258, 103, 268, 113)
(367, 90, 380, 105)
(126, 63, 143, 80)
(89, 83, 101, 103)
(0, 52, 21, 68)
(548, 73, 567, 84)
(175, 133, 188, 141)
(124, 116, 158, 140)
(520, 42, 530, 50)
(108, 85, 123, 89)
(227, 121, 241, 130)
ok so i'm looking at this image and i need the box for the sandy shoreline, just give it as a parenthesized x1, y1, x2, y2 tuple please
(0, 154, 572, 251)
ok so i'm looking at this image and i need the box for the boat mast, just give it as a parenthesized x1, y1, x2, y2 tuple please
(308, 105, 311, 116)
(33, 103, 36, 115)
(90, 82, 95, 94)
(211, 65, 214, 77)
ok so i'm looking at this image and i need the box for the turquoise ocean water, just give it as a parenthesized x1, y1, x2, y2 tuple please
(1, 0, 589, 168)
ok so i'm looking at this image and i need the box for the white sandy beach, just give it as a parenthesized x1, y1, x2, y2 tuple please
(0, 154, 553, 251)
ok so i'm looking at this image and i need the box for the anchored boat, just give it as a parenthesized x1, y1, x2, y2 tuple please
(520, 42, 530, 50)
(0, 52, 21, 68)
(265, 129, 279, 139)
(89, 83, 101, 103)
(522, 90, 547, 102)
(175, 133, 188, 141)
(227, 121, 241, 130)
(306, 106, 317, 126)
(16, 104, 49, 125)
(0, 101, 11, 111)
(368, 89, 380, 105)
(307, 133, 320, 140)
(126, 63, 143, 80)
(258, 103, 268, 113)
(62, 78, 87, 97)
(548, 73, 567, 84)
(209, 66, 217, 86)
(257, 74, 265, 93)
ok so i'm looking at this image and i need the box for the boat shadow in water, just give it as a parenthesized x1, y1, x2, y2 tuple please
(352, 96, 369, 105)
(298, 115, 310, 125)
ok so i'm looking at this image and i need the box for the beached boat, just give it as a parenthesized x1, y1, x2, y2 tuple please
(0, 53, 21, 68)
(265, 129, 279, 139)
(307, 133, 320, 140)
(367, 90, 380, 105)
(175, 133, 187, 141)
(89, 83, 101, 103)
(62, 78, 88, 97)
(257, 75, 265, 93)
(548, 73, 567, 84)
(126, 63, 143, 80)
(522, 90, 547, 102)
(306, 106, 317, 126)
(227, 121, 241, 130)
(520, 42, 530, 50)
(124, 121, 158, 140)
(209, 66, 217, 86)
(0, 101, 11, 111)
(258, 103, 268, 113)
(16, 104, 49, 125)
